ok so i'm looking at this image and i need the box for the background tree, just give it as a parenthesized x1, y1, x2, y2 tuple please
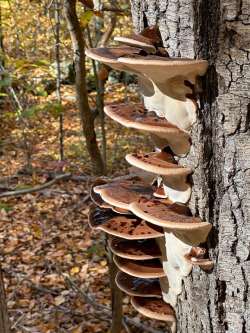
(64, 0, 105, 175)
(0, 269, 10, 333)
(130, 1, 249, 332)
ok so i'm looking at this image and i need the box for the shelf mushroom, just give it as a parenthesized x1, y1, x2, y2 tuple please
(114, 26, 163, 55)
(93, 176, 156, 210)
(104, 103, 191, 155)
(125, 150, 192, 204)
(86, 26, 212, 330)
(115, 271, 162, 298)
(113, 256, 165, 279)
(109, 238, 161, 260)
(88, 205, 164, 240)
(131, 297, 176, 333)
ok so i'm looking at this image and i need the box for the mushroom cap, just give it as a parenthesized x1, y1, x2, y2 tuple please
(115, 271, 162, 298)
(125, 151, 192, 176)
(130, 198, 212, 243)
(131, 297, 176, 323)
(185, 247, 214, 271)
(114, 36, 156, 54)
(90, 179, 130, 214)
(114, 256, 165, 278)
(90, 179, 111, 208)
(93, 177, 155, 210)
(88, 205, 164, 240)
(109, 238, 161, 260)
(104, 103, 191, 156)
(185, 255, 214, 271)
(104, 103, 188, 134)
(118, 55, 208, 83)
(85, 47, 144, 71)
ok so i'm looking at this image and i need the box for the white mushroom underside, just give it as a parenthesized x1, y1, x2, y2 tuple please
(140, 79, 197, 131)
(162, 176, 192, 204)
(156, 232, 192, 307)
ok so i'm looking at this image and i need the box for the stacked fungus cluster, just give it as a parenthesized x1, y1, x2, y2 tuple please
(87, 27, 213, 332)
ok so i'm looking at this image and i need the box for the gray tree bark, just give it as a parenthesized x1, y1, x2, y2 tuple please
(130, 1, 250, 332)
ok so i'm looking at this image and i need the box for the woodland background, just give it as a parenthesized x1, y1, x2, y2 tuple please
(0, 1, 162, 332)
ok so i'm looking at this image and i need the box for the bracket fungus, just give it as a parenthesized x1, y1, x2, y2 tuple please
(125, 150, 192, 204)
(113, 256, 165, 279)
(86, 25, 212, 330)
(88, 205, 164, 240)
(104, 103, 191, 155)
(93, 176, 156, 210)
(109, 238, 161, 260)
(131, 297, 176, 333)
(115, 271, 162, 298)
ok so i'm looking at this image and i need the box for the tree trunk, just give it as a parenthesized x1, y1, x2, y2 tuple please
(130, 1, 250, 332)
(0, 269, 10, 333)
(64, 0, 105, 175)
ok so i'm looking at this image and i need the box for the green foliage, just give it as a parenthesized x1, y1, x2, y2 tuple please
(0, 202, 13, 212)
(22, 102, 64, 119)
(80, 10, 94, 28)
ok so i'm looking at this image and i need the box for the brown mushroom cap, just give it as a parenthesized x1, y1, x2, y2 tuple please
(104, 103, 177, 131)
(131, 297, 176, 323)
(115, 271, 162, 298)
(90, 179, 130, 214)
(109, 238, 161, 260)
(90, 179, 111, 208)
(88, 205, 164, 240)
(184, 247, 214, 271)
(118, 55, 208, 83)
(114, 36, 156, 54)
(125, 151, 192, 176)
(93, 177, 155, 210)
(85, 47, 145, 71)
(130, 198, 212, 244)
(114, 256, 165, 278)
(104, 103, 191, 155)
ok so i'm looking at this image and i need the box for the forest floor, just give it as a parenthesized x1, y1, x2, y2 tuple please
(0, 84, 167, 333)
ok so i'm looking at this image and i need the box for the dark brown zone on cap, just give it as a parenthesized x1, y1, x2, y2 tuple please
(135, 198, 201, 223)
(110, 238, 161, 258)
(88, 205, 118, 227)
(107, 104, 179, 128)
(133, 297, 175, 316)
(90, 179, 108, 207)
(116, 271, 162, 297)
(88, 206, 163, 237)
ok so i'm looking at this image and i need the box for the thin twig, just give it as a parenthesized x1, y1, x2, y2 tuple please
(0, 173, 71, 198)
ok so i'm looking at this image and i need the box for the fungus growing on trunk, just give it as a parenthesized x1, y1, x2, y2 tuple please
(130, 198, 212, 245)
(131, 297, 176, 332)
(115, 271, 162, 298)
(113, 256, 165, 278)
(86, 26, 212, 329)
(93, 177, 155, 210)
(109, 238, 161, 260)
(104, 103, 191, 155)
(125, 150, 192, 203)
(88, 205, 164, 240)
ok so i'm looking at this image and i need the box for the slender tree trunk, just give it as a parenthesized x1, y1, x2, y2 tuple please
(63, 0, 105, 175)
(130, 1, 250, 332)
(54, 0, 64, 161)
(0, 269, 10, 333)
(107, 245, 123, 333)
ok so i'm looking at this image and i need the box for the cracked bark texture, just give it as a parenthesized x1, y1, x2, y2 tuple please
(130, 1, 250, 332)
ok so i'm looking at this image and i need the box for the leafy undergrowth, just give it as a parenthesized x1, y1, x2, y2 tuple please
(0, 84, 168, 332)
